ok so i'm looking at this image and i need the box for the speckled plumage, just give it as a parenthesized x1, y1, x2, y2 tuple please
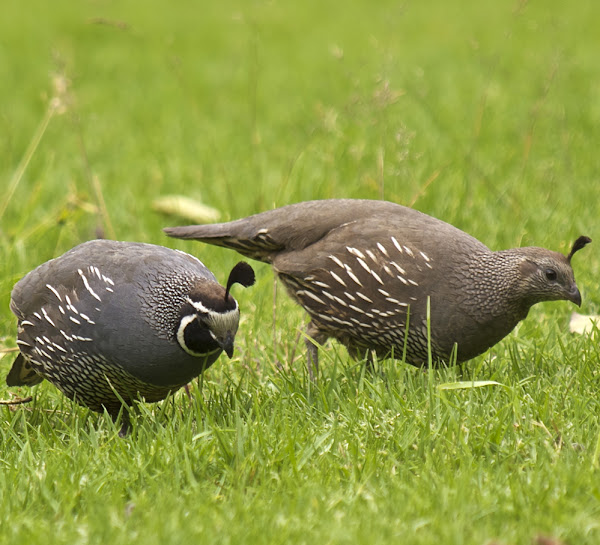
(165, 199, 590, 375)
(7, 240, 255, 431)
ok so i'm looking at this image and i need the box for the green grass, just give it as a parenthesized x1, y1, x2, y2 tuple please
(1, 0, 600, 543)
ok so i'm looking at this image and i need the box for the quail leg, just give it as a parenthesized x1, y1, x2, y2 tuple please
(365, 350, 375, 372)
(112, 408, 131, 437)
(305, 321, 328, 380)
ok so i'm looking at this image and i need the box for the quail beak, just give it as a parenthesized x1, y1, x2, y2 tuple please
(568, 285, 582, 307)
(221, 333, 235, 358)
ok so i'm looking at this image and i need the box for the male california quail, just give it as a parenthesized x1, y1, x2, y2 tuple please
(164, 199, 590, 376)
(6, 240, 255, 434)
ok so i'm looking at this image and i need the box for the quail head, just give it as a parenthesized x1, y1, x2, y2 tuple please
(6, 240, 255, 434)
(164, 199, 590, 377)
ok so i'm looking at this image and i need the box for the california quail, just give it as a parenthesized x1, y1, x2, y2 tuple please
(164, 199, 590, 376)
(6, 240, 255, 434)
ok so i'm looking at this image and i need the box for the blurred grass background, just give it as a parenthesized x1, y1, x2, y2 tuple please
(1, 1, 599, 543)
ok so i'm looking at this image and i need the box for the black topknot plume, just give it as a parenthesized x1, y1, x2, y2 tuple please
(567, 236, 592, 262)
(225, 261, 256, 300)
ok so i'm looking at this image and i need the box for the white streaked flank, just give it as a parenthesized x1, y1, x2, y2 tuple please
(41, 308, 56, 327)
(329, 315, 353, 327)
(356, 292, 373, 303)
(331, 294, 348, 307)
(79, 312, 95, 324)
(46, 284, 62, 301)
(298, 290, 327, 306)
(329, 271, 347, 287)
(59, 330, 74, 342)
(377, 242, 389, 256)
(328, 254, 345, 268)
(386, 297, 408, 307)
(391, 236, 403, 253)
(370, 270, 384, 285)
(65, 295, 79, 314)
(356, 257, 372, 274)
(78, 269, 102, 302)
(346, 246, 366, 259)
(344, 266, 363, 287)
(390, 261, 406, 275)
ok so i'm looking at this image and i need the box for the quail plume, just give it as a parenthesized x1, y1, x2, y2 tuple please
(7, 240, 255, 434)
(165, 199, 590, 375)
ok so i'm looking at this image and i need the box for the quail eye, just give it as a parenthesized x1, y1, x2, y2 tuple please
(545, 268, 558, 281)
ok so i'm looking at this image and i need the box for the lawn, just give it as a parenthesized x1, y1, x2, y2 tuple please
(1, 0, 599, 543)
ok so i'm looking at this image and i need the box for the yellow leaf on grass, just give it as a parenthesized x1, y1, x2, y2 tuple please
(569, 312, 600, 335)
(438, 380, 503, 391)
(153, 195, 221, 223)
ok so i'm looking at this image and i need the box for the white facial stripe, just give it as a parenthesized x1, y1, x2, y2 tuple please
(177, 315, 197, 356)
(186, 297, 239, 314)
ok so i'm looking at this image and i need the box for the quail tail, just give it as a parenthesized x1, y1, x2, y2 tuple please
(6, 354, 44, 387)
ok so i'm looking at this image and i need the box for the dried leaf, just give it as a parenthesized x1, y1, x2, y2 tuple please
(569, 312, 600, 335)
(533, 535, 568, 545)
(0, 395, 33, 405)
(153, 195, 221, 223)
(438, 380, 504, 391)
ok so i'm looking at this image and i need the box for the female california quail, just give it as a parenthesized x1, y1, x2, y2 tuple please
(164, 199, 590, 376)
(6, 240, 255, 433)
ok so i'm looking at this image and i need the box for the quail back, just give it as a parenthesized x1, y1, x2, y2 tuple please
(165, 199, 590, 374)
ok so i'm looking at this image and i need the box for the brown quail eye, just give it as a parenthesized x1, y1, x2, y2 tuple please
(545, 268, 558, 281)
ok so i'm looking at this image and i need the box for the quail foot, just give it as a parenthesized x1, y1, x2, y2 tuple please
(7, 240, 255, 435)
(164, 199, 590, 377)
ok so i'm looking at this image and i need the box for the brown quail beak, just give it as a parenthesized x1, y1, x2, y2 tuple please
(568, 285, 582, 307)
